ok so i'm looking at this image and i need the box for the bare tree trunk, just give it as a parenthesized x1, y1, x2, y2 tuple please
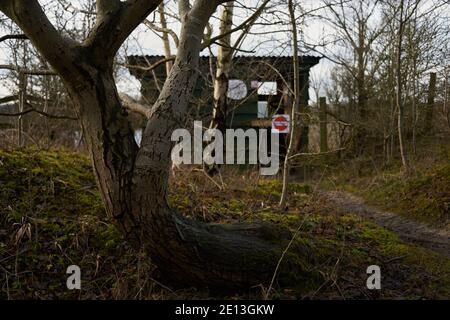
(158, 2, 173, 76)
(1, 0, 305, 291)
(84, 2, 291, 289)
(389, 100, 396, 164)
(210, 2, 234, 132)
(386, 41, 396, 165)
(66, 40, 288, 289)
(396, 0, 411, 173)
(424, 72, 437, 134)
(356, 30, 367, 156)
(411, 61, 418, 155)
(319, 97, 328, 153)
(279, 0, 300, 209)
(407, 12, 419, 156)
(134, 16, 285, 286)
(17, 71, 26, 147)
(445, 68, 450, 132)
(43, 75, 50, 148)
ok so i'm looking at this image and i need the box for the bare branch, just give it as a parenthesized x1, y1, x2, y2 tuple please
(0, 0, 79, 78)
(122, 56, 176, 72)
(201, 0, 270, 50)
(144, 19, 180, 47)
(0, 64, 56, 75)
(0, 33, 28, 42)
(0, 103, 78, 120)
(120, 93, 151, 118)
(84, 0, 162, 63)
(179, 0, 190, 18)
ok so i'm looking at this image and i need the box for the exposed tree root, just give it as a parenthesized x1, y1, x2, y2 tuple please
(146, 211, 302, 291)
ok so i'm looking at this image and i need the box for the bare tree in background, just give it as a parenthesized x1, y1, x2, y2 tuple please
(279, 0, 300, 208)
(319, 0, 392, 156)
(395, 0, 410, 172)
(211, 2, 234, 132)
(0, 14, 81, 148)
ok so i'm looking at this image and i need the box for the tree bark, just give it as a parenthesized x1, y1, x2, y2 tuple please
(210, 2, 234, 132)
(319, 97, 328, 153)
(396, 0, 411, 174)
(424, 72, 436, 134)
(279, 0, 300, 209)
(1, 0, 298, 291)
(355, 27, 368, 156)
(158, 2, 173, 76)
(131, 6, 291, 287)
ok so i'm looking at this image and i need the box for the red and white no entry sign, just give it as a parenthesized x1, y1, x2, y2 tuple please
(272, 114, 290, 133)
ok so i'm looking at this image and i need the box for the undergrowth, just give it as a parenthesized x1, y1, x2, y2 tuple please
(0, 148, 449, 299)
(323, 140, 450, 228)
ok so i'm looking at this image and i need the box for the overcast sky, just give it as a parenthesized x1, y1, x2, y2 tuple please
(114, 0, 332, 100)
(0, 0, 448, 104)
(0, 0, 334, 101)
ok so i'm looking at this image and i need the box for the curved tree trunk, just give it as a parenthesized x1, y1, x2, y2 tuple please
(131, 12, 292, 289)
(63, 5, 290, 290)
(68, 69, 289, 288)
(1, 0, 297, 291)
(64, 54, 288, 290)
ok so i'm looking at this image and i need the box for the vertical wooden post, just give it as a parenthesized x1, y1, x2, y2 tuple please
(44, 74, 50, 147)
(18, 71, 26, 147)
(445, 69, 450, 131)
(319, 97, 328, 153)
(424, 72, 436, 133)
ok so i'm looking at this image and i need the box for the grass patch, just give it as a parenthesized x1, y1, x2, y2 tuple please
(0, 148, 449, 299)
(326, 158, 450, 229)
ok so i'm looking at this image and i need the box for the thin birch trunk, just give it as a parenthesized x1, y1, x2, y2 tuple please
(396, 0, 411, 173)
(158, 2, 173, 76)
(211, 2, 234, 132)
(279, 0, 300, 208)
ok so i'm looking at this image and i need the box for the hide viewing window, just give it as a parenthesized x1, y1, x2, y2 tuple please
(227, 79, 247, 100)
(257, 82, 278, 96)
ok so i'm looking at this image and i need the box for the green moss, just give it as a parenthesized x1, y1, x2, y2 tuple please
(265, 209, 450, 298)
(247, 179, 311, 199)
(0, 148, 141, 300)
(1, 148, 449, 299)
(358, 163, 450, 227)
(252, 179, 282, 197)
(0, 148, 101, 220)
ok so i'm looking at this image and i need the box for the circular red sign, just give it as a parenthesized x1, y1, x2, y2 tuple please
(273, 116, 288, 131)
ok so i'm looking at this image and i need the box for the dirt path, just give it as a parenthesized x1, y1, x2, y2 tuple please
(320, 190, 450, 258)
